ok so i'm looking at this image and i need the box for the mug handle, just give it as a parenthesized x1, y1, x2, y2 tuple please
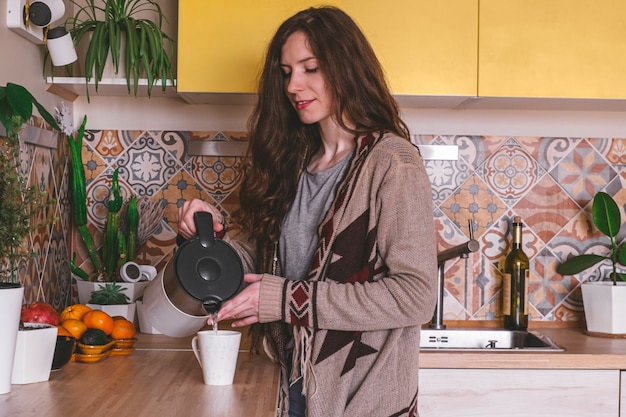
(191, 336, 202, 368)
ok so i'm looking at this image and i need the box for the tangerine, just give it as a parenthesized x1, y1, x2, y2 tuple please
(56, 325, 72, 337)
(82, 310, 115, 335)
(111, 319, 136, 340)
(61, 318, 88, 339)
(60, 304, 92, 321)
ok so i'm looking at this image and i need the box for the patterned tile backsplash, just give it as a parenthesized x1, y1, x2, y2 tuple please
(20, 122, 626, 324)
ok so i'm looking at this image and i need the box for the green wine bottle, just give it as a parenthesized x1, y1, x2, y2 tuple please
(503, 216, 530, 330)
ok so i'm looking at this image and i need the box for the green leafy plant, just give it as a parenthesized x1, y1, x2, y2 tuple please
(0, 83, 60, 283)
(65, 115, 162, 282)
(88, 283, 130, 304)
(66, 118, 139, 282)
(558, 191, 626, 285)
(66, 0, 175, 100)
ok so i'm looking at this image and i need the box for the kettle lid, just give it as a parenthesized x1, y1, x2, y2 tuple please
(174, 212, 243, 311)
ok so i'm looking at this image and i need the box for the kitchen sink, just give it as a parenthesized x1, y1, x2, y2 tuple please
(420, 328, 565, 352)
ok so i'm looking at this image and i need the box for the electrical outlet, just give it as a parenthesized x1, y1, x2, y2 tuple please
(7, 0, 45, 44)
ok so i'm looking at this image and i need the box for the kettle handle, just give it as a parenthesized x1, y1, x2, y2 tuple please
(195, 211, 216, 249)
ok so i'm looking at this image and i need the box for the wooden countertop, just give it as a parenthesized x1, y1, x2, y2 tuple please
(0, 333, 279, 417)
(420, 327, 626, 370)
(3, 326, 626, 416)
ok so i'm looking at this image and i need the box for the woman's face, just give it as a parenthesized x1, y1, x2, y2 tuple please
(280, 31, 332, 125)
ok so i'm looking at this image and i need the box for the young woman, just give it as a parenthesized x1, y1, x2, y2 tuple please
(178, 7, 437, 417)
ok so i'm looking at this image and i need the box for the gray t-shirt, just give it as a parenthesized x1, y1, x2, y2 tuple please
(279, 153, 352, 281)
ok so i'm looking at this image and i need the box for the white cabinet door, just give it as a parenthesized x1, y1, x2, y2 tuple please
(419, 368, 619, 417)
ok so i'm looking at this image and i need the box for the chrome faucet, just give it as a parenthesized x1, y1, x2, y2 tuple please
(429, 220, 480, 330)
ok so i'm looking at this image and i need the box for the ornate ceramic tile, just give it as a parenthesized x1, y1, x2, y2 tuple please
(84, 129, 142, 163)
(513, 174, 580, 244)
(116, 132, 183, 197)
(588, 137, 626, 166)
(550, 139, 617, 207)
(517, 136, 579, 172)
(151, 130, 189, 164)
(81, 141, 108, 185)
(189, 155, 244, 204)
(479, 137, 544, 207)
(439, 176, 508, 240)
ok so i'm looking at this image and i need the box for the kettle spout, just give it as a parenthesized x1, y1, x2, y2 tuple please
(202, 297, 222, 315)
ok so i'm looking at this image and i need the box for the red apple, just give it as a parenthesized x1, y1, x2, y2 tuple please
(21, 301, 60, 326)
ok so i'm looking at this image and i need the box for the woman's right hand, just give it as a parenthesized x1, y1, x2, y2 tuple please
(177, 199, 225, 240)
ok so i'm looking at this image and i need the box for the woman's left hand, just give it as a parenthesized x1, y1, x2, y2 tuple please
(214, 273, 262, 327)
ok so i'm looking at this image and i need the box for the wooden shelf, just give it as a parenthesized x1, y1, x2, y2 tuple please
(45, 76, 178, 102)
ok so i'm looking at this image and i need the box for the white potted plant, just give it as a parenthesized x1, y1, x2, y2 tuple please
(0, 83, 60, 394)
(86, 282, 136, 321)
(558, 191, 626, 335)
(12, 303, 60, 385)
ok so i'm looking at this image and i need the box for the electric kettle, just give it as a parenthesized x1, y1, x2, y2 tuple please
(141, 211, 244, 337)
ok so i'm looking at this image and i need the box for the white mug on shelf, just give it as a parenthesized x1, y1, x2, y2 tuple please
(120, 262, 157, 283)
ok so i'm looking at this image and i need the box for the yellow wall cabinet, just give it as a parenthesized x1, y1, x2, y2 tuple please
(479, 0, 626, 99)
(177, 0, 478, 99)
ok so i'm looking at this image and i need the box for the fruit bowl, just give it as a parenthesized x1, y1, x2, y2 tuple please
(113, 338, 137, 349)
(75, 350, 111, 363)
(52, 335, 76, 370)
(78, 340, 115, 355)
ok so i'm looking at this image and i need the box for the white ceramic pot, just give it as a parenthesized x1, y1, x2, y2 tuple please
(12, 323, 58, 385)
(0, 284, 23, 394)
(141, 268, 208, 337)
(581, 281, 626, 335)
(87, 302, 137, 322)
(76, 279, 149, 304)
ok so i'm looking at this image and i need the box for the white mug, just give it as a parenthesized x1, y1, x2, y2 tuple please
(191, 330, 241, 385)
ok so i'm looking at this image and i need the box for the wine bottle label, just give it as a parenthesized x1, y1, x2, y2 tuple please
(503, 273, 512, 315)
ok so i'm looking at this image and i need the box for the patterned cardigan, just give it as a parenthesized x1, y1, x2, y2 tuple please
(228, 132, 438, 417)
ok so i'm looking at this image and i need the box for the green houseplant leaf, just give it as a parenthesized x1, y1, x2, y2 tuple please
(558, 191, 626, 285)
(592, 191, 621, 238)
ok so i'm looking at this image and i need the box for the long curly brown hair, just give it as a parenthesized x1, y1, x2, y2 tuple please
(234, 6, 409, 257)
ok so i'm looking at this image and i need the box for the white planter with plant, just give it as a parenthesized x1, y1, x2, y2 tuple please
(0, 83, 60, 394)
(83, 282, 137, 321)
(11, 323, 58, 385)
(76, 280, 149, 305)
(558, 191, 626, 335)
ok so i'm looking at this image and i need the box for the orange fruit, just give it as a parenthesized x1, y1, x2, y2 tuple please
(82, 310, 115, 335)
(60, 304, 92, 322)
(61, 318, 88, 339)
(111, 319, 136, 340)
(56, 325, 72, 337)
